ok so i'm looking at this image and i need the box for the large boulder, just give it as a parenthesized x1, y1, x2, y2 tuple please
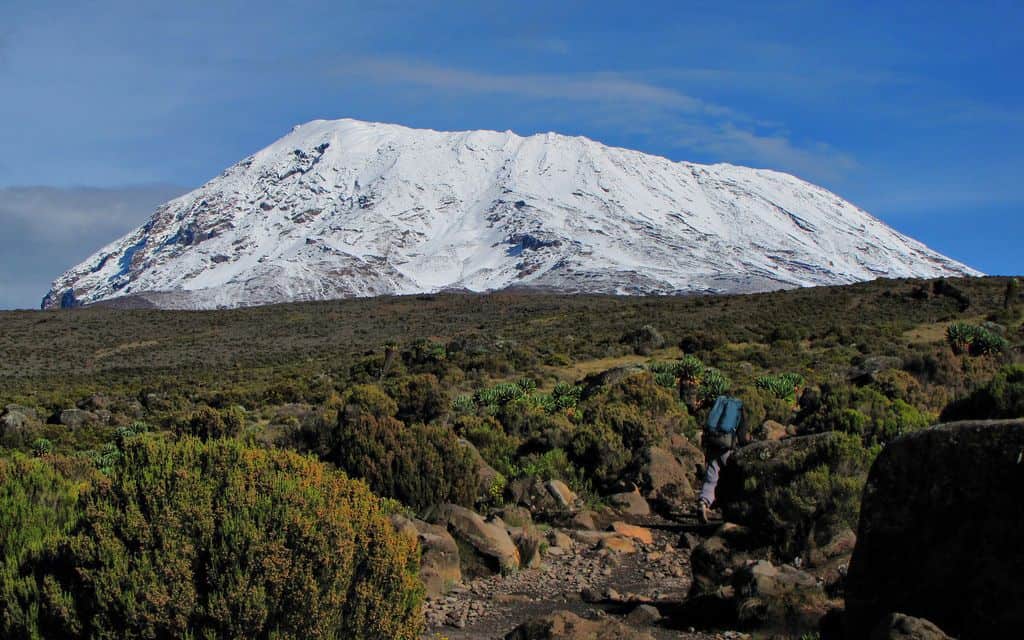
(638, 444, 699, 510)
(717, 431, 874, 561)
(846, 420, 1024, 639)
(392, 515, 461, 598)
(59, 408, 98, 429)
(505, 610, 655, 640)
(458, 438, 506, 503)
(606, 488, 651, 518)
(1, 404, 37, 438)
(688, 523, 764, 597)
(732, 560, 831, 633)
(427, 503, 520, 575)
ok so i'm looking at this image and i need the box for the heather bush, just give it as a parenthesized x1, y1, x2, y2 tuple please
(63, 436, 423, 639)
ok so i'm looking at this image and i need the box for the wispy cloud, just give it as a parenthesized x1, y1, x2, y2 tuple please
(335, 57, 735, 117)
(0, 185, 183, 309)
(673, 123, 859, 183)
(333, 57, 859, 183)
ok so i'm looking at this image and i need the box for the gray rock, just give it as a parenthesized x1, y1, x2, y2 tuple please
(545, 479, 577, 509)
(428, 503, 520, 574)
(606, 489, 650, 517)
(59, 408, 97, 429)
(869, 612, 953, 640)
(846, 420, 1024, 639)
(625, 604, 662, 626)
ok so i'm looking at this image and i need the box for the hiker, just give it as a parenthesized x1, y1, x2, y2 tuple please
(698, 395, 748, 522)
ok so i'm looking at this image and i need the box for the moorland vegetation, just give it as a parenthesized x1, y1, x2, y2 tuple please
(0, 276, 1021, 637)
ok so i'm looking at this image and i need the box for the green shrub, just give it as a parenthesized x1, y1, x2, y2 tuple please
(799, 385, 933, 445)
(569, 422, 629, 489)
(178, 404, 245, 440)
(453, 414, 518, 478)
(315, 385, 479, 510)
(698, 368, 731, 405)
(386, 374, 450, 424)
(63, 436, 423, 639)
(620, 324, 666, 355)
(0, 454, 88, 639)
(721, 431, 878, 559)
(736, 386, 794, 430)
(946, 322, 1008, 356)
(942, 365, 1024, 421)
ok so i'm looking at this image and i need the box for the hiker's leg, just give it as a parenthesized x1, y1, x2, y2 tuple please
(699, 450, 733, 507)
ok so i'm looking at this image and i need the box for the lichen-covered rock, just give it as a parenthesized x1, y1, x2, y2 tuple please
(509, 477, 562, 516)
(508, 525, 543, 569)
(505, 610, 655, 640)
(1, 405, 36, 434)
(609, 521, 653, 545)
(732, 560, 831, 633)
(717, 431, 874, 561)
(59, 408, 98, 429)
(570, 510, 598, 530)
(597, 535, 637, 554)
(544, 479, 577, 509)
(846, 420, 1024, 639)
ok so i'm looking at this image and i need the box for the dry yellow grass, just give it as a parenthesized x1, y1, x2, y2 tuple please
(540, 346, 683, 386)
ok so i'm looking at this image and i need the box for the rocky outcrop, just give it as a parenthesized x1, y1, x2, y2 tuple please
(638, 444, 699, 510)
(59, 408, 98, 429)
(688, 523, 764, 597)
(505, 610, 655, 640)
(1, 404, 38, 440)
(392, 515, 462, 598)
(606, 489, 650, 518)
(427, 504, 521, 575)
(845, 420, 1024, 639)
(732, 560, 830, 632)
(717, 431, 873, 561)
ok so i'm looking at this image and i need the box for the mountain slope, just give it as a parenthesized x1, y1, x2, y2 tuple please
(43, 119, 979, 309)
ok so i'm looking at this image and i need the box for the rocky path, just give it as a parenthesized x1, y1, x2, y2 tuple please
(423, 519, 748, 639)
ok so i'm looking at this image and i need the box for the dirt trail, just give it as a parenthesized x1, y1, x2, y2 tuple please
(423, 518, 747, 639)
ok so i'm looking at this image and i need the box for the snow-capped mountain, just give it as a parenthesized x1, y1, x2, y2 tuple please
(43, 119, 979, 310)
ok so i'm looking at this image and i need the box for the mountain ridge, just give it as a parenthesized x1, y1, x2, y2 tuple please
(43, 118, 980, 310)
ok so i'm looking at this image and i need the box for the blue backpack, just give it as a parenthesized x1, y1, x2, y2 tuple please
(705, 396, 743, 448)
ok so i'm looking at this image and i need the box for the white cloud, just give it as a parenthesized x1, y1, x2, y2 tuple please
(0, 185, 183, 309)
(332, 57, 857, 184)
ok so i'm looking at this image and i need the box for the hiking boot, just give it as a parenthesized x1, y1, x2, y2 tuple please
(698, 500, 710, 524)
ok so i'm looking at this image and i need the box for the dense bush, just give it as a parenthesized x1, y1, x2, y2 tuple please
(312, 384, 479, 510)
(941, 365, 1024, 421)
(946, 322, 1008, 356)
(177, 404, 245, 440)
(620, 324, 666, 355)
(721, 431, 879, 559)
(798, 384, 933, 445)
(64, 435, 423, 639)
(0, 454, 87, 639)
(0, 438, 423, 639)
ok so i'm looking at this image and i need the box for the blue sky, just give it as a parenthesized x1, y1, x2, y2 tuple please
(1, 0, 1022, 308)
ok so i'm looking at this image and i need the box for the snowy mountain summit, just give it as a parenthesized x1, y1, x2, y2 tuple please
(44, 118, 979, 309)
